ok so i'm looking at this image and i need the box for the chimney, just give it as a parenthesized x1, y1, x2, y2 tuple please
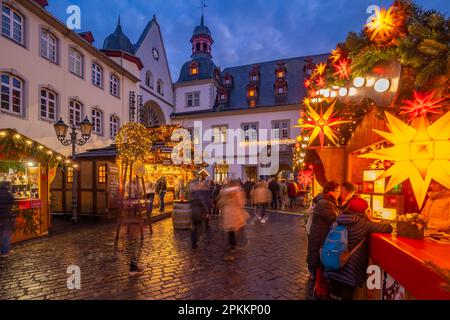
(78, 32, 95, 44)
(34, 0, 49, 8)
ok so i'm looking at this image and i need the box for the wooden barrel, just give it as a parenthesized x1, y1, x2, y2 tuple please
(172, 201, 192, 230)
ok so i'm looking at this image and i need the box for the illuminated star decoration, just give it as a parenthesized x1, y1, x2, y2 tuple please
(316, 77, 325, 88)
(298, 170, 313, 188)
(330, 48, 343, 64)
(365, 6, 397, 41)
(304, 78, 312, 88)
(333, 58, 351, 80)
(312, 63, 326, 77)
(400, 90, 445, 122)
(359, 111, 450, 207)
(296, 99, 351, 149)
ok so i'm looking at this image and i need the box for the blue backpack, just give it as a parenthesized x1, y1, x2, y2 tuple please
(320, 223, 365, 271)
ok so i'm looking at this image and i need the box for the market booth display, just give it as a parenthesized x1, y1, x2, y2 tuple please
(0, 129, 66, 243)
(295, 1, 450, 300)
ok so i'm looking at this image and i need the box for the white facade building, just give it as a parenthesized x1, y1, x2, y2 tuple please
(0, 0, 141, 155)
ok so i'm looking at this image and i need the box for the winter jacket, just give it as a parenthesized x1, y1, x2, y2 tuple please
(287, 182, 297, 197)
(422, 190, 450, 231)
(155, 179, 167, 193)
(0, 187, 14, 218)
(307, 193, 340, 272)
(191, 188, 213, 224)
(251, 185, 272, 205)
(268, 181, 280, 195)
(324, 210, 393, 287)
(217, 186, 250, 232)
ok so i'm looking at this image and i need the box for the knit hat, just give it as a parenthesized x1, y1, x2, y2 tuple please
(348, 197, 369, 213)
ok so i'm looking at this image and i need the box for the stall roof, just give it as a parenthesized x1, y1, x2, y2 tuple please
(75, 145, 118, 159)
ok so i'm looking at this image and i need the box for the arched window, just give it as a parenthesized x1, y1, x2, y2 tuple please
(40, 29, 57, 63)
(40, 88, 57, 121)
(275, 79, 288, 96)
(145, 71, 153, 88)
(109, 115, 120, 138)
(110, 74, 120, 97)
(91, 62, 103, 87)
(69, 48, 83, 77)
(0, 73, 24, 115)
(69, 99, 83, 126)
(195, 43, 201, 52)
(157, 79, 163, 95)
(1, 5, 24, 45)
(190, 61, 199, 76)
(203, 43, 208, 51)
(91, 108, 103, 135)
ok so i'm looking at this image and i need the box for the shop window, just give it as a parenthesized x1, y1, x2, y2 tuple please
(0, 160, 40, 199)
(1, 73, 24, 115)
(67, 167, 73, 183)
(97, 165, 106, 183)
(2, 5, 25, 45)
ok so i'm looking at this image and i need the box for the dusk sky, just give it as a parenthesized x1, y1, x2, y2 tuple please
(47, 0, 450, 80)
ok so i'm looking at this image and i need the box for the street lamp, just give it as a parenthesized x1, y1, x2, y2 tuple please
(54, 116, 92, 222)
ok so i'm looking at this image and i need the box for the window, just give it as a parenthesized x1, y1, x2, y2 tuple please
(145, 71, 153, 88)
(91, 108, 103, 135)
(212, 125, 227, 144)
(1, 73, 23, 115)
(110, 74, 120, 97)
(190, 61, 199, 76)
(40, 88, 57, 121)
(40, 29, 57, 63)
(97, 165, 106, 183)
(186, 92, 200, 107)
(69, 48, 83, 77)
(219, 93, 226, 101)
(277, 71, 284, 78)
(2, 5, 24, 45)
(272, 121, 290, 140)
(67, 167, 73, 184)
(248, 89, 256, 97)
(157, 79, 163, 95)
(91, 63, 103, 88)
(110, 115, 120, 138)
(242, 123, 258, 142)
(69, 100, 82, 127)
(251, 74, 258, 81)
(277, 85, 286, 95)
(224, 78, 231, 85)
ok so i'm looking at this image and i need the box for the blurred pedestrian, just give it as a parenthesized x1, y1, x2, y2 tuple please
(268, 178, 280, 210)
(243, 178, 253, 205)
(216, 180, 250, 260)
(251, 181, 272, 224)
(211, 181, 223, 218)
(279, 179, 288, 210)
(144, 176, 156, 215)
(190, 181, 213, 249)
(0, 182, 15, 258)
(155, 176, 167, 212)
(287, 179, 297, 209)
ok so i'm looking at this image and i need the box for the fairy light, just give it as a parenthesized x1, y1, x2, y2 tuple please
(0, 131, 6, 137)
(14, 134, 21, 139)
(353, 77, 365, 88)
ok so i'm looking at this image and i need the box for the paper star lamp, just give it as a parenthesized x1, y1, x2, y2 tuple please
(359, 111, 450, 207)
(312, 63, 326, 77)
(330, 48, 343, 64)
(298, 170, 313, 187)
(333, 58, 351, 80)
(400, 90, 445, 121)
(296, 100, 351, 149)
(365, 6, 397, 41)
(316, 77, 325, 88)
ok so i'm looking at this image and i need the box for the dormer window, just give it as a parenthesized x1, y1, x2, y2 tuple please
(275, 78, 288, 97)
(277, 71, 285, 78)
(303, 58, 315, 77)
(249, 65, 260, 82)
(190, 61, 199, 76)
(275, 62, 287, 79)
(246, 84, 258, 107)
(223, 73, 233, 87)
(248, 88, 256, 97)
(218, 87, 228, 103)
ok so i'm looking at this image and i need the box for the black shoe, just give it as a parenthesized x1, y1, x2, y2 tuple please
(129, 261, 143, 276)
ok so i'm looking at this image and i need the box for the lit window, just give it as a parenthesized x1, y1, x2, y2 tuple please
(91, 63, 103, 87)
(277, 71, 284, 78)
(1, 73, 23, 115)
(2, 5, 24, 45)
(91, 108, 103, 135)
(248, 89, 256, 97)
(110, 74, 120, 97)
(249, 100, 256, 108)
(69, 48, 83, 77)
(69, 100, 82, 127)
(67, 167, 73, 183)
(40, 29, 57, 63)
(40, 88, 57, 121)
(97, 165, 106, 183)
(110, 115, 120, 138)
(190, 61, 199, 76)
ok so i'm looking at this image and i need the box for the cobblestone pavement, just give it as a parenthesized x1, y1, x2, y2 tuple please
(0, 211, 311, 300)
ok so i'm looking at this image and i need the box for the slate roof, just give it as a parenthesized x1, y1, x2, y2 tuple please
(75, 145, 118, 159)
(133, 16, 157, 53)
(103, 17, 134, 54)
(220, 53, 328, 110)
(192, 15, 211, 37)
(176, 57, 218, 83)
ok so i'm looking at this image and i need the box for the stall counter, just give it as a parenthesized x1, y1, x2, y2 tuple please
(370, 233, 450, 300)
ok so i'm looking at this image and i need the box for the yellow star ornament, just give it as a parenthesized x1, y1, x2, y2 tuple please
(359, 111, 450, 207)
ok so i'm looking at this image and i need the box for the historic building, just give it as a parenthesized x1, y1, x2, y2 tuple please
(0, 0, 141, 155)
(172, 15, 327, 181)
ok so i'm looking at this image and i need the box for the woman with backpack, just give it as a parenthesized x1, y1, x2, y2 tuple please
(324, 197, 393, 300)
(306, 181, 341, 298)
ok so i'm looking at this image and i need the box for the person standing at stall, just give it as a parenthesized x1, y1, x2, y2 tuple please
(421, 181, 450, 232)
(155, 176, 167, 212)
(307, 181, 340, 299)
(324, 197, 393, 300)
(0, 182, 15, 258)
(144, 176, 156, 215)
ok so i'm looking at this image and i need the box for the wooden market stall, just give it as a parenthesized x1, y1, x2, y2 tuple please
(0, 129, 66, 243)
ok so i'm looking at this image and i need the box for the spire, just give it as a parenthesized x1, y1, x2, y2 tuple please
(116, 15, 122, 31)
(200, 14, 204, 26)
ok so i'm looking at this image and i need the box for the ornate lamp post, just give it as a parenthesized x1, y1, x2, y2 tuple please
(54, 117, 92, 222)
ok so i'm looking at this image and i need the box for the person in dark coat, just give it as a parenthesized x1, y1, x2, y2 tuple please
(307, 181, 341, 277)
(339, 182, 357, 211)
(190, 181, 213, 249)
(211, 181, 223, 217)
(325, 197, 393, 300)
(0, 182, 15, 258)
(243, 179, 254, 204)
(268, 178, 280, 210)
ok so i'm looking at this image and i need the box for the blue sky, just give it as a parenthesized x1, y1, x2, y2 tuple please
(47, 0, 450, 80)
